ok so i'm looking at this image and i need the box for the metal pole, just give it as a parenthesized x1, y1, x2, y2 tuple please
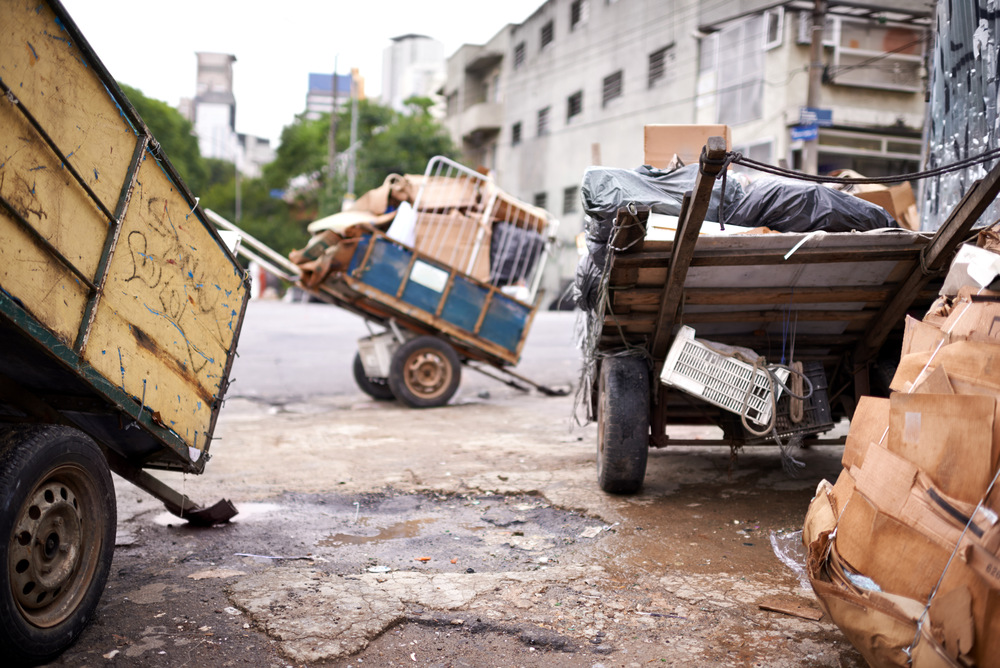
(327, 56, 339, 199)
(347, 70, 359, 201)
(803, 0, 826, 175)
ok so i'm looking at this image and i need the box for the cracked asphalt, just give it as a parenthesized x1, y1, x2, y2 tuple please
(44, 301, 864, 667)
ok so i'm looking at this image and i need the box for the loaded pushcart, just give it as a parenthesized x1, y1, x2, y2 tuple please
(209, 156, 564, 408)
(584, 136, 997, 493)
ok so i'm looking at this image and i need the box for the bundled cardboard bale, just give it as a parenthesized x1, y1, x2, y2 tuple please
(803, 238, 1000, 667)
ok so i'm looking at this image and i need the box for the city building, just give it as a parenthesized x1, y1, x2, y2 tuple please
(441, 0, 932, 303)
(382, 34, 446, 113)
(187, 52, 274, 178)
(305, 69, 366, 120)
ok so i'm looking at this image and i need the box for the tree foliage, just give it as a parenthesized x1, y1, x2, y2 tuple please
(118, 86, 457, 259)
(119, 84, 208, 194)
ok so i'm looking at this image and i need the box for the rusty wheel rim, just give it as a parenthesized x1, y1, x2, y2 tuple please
(8, 464, 104, 628)
(403, 349, 452, 400)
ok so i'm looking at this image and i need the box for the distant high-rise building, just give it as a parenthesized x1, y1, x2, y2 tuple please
(382, 34, 445, 112)
(187, 52, 272, 177)
(305, 69, 365, 120)
(192, 52, 238, 162)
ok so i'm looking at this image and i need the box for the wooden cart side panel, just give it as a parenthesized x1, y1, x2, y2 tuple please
(0, 96, 109, 282)
(1, 1, 137, 214)
(0, 208, 90, 343)
(82, 155, 246, 450)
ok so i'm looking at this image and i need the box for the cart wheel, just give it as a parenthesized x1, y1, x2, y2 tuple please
(597, 357, 650, 494)
(388, 336, 461, 408)
(0, 425, 116, 666)
(352, 352, 395, 401)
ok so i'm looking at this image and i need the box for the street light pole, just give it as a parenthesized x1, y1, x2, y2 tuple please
(803, 0, 826, 175)
(327, 56, 339, 200)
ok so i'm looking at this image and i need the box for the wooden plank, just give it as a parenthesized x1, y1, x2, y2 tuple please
(612, 244, 926, 269)
(854, 158, 1000, 364)
(605, 308, 877, 327)
(613, 285, 905, 307)
(649, 136, 728, 360)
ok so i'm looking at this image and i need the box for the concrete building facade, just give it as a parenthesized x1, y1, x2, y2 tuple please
(441, 0, 932, 303)
(382, 34, 446, 112)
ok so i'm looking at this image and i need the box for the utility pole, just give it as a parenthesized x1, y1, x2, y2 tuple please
(327, 56, 339, 201)
(346, 70, 359, 206)
(803, 0, 826, 175)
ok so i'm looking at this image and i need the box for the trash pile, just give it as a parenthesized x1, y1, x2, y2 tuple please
(803, 227, 1000, 667)
(289, 168, 550, 297)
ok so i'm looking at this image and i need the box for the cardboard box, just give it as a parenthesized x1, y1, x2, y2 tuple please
(643, 124, 731, 169)
(854, 182, 918, 230)
(414, 212, 491, 282)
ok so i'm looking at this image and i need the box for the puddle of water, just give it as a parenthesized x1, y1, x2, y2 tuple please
(318, 518, 435, 546)
(152, 502, 282, 527)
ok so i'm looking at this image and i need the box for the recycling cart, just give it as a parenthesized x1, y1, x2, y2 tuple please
(588, 136, 994, 493)
(208, 156, 563, 408)
(1, 2, 249, 662)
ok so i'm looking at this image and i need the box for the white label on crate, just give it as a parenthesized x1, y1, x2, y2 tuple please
(409, 260, 448, 292)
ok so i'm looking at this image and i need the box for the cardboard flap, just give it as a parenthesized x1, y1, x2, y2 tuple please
(888, 394, 995, 504)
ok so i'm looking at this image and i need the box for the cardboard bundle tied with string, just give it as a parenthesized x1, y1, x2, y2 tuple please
(803, 230, 1000, 668)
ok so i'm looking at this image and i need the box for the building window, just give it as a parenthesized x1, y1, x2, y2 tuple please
(534, 192, 548, 210)
(541, 21, 554, 49)
(570, 0, 590, 31)
(511, 121, 522, 146)
(537, 107, 551, 136)
(717, 16, 764, 126)
(602, 70, 623, 107)
(764, 8, 784, 50)
(567, 90, 583, 122)
(648, 44, 675, 88)
(514, 42, 526, 68)
(563, 186, 579, 214)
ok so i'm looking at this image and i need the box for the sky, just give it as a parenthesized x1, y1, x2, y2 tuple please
(60, 0, 544, 147)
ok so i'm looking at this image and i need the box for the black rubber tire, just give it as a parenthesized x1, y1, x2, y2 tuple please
(388, 336, 462, 408)
(0, 425, 116, 666)
(596, 357, 650, 494)
(352, 352, 396, 401)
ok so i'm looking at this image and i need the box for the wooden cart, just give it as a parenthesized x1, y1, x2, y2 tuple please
(209, 157, 565, 408)
(0, 2, 249, 662)
(590, 137, 1000, 493)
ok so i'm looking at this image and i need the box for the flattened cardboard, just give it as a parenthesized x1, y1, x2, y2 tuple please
(836, 489, 950, 601)
(888, 393, 995, 504)
(831, 467, 856, 518)
(911, 364, 954, 395)
(940, 293, 1000, 344)
(901, 314, 948, 357)
(842, 396, 889, 469)
(891, 341, 1000, 396)
(643, 124, 731, 169)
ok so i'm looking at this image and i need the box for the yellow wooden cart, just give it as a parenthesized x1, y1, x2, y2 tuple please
(0, 2, 249, 661)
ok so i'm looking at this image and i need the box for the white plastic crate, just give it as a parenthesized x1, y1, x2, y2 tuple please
(660, 326, 789, 427)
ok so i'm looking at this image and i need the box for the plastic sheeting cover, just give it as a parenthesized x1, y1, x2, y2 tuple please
(723, 177, 897, 233)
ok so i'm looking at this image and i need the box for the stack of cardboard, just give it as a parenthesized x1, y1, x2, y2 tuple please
(803, 230, 1000, 667)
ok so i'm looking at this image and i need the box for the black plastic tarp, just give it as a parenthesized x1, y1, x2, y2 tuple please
(722, 177, 897, 232)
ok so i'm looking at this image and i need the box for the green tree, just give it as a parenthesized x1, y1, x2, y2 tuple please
(262, 98, 457, 219)
(119, 84, 208, 194)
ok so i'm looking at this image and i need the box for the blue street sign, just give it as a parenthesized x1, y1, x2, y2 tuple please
(800, 107, 833, 127)
(791, 124, 819, 142)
